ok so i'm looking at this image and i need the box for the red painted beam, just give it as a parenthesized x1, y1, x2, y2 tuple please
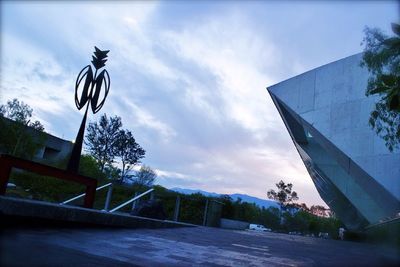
(0, 154, 97, 208)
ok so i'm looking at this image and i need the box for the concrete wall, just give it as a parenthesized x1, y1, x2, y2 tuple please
(268, 54, 400, 229)
(220, 218, 249, 230)
(34, 131, 73, 162)
(0, 117, 73, 163)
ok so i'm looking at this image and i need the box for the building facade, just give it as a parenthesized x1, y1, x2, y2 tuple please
(0, 117, 73, 163)
(268, 54, 399, 230)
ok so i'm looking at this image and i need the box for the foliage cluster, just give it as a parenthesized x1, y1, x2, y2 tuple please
(281, 210, 342, 238)
(361, 23, 400, 151)
(133, 165, 157, 188)
(0, 99, 150, 186)
(85, 114, 146, 182)
(0, 99, 44, 130)
(267, 180, 298, 206)
(219, 194, 341, 237)
(0, 99, 46, 159)
(6, 158, 342, 237)
(6, 154, 153, 210)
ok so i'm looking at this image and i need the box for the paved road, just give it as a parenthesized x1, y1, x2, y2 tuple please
(1, 226, 399, 266)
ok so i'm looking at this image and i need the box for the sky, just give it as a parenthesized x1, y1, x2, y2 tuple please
(0, 1, 398, 207)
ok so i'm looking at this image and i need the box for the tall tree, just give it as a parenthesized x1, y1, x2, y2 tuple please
(361, 23, 400, 151)
(309, 205, 328, 217)
(133, 165, 157, 187)
(0, 98, 45, 159)
(115, 129, 145, 182)
(85, 114, 122, 171)
(267, 180, 299, 207)
(78, 154, 107, 179)
(0, 98, 44, 130)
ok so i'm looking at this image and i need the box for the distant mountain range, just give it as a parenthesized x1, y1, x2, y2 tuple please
(170, 187, 280, 209)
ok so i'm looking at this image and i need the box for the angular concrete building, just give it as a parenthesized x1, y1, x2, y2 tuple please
(268, 54, 400, 230)
(0, 117, 73, 163)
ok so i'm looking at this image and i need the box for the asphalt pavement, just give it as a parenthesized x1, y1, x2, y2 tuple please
(1, 226, 399, 267)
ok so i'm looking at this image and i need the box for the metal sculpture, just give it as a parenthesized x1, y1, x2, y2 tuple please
(67, 47, 110, 173)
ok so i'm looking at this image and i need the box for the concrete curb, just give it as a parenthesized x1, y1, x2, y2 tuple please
(0, 196, 196, 229)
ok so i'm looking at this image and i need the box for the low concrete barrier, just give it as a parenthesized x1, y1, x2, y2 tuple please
(0, 196, 196, 229)
(220, 218, 249, 230)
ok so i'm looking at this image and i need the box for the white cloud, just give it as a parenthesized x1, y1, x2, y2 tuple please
(122, 100, 177, 141)
(0, 33, 78, 134)
(160, 14, 281, 133)
(156, 169, 191, 180)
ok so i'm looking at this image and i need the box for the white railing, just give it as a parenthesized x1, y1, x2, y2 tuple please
(109, 188, 154, 213)
(60, 182, 113, 211)
(60, 183, 154, 213)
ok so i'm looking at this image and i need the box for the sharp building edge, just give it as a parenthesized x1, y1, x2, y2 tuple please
(268, 53, 400, 231)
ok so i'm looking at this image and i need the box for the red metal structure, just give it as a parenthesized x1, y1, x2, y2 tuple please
(0, 154, 97, 208)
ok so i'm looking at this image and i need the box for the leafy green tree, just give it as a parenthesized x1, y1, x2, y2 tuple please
(103, 164, 121, 181)
(283, 210, 309, 232)
(177, 193, 207, 225)
(267, 180, 299, 207)
(220, 195, 235, 219)
(260, 207, 280, 229)
(85, 114, 122, 171)
(309, 205, 328, 217)
(115, 129, 145, 182)
(133, 165, 157, 187)
(0, 98, 45, 159)
(78, 154, 107, 179)
(0, 98, 44, 130)
(292, 202, 310, 212)
(361, 23, 400, 151)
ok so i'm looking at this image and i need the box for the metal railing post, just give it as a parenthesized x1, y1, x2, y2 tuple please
(203, 199, 209, 226)
(131, 192, 139, 212)
(150, 191, 154, 200)
(104, 183, 113, 211)
(173, 195, 181, 222)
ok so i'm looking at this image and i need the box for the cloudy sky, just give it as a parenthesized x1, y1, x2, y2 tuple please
(0, 1, 398, 206)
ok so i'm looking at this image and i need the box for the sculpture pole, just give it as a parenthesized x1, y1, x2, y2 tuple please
(67, 47, 110, 173)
